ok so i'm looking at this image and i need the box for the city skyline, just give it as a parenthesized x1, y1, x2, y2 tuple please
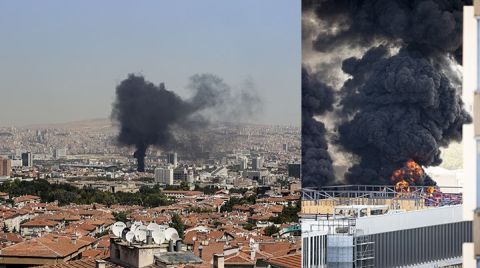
(0, 0, 300, 127)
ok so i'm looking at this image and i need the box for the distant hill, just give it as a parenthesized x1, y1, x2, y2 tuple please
(22, 118, 115, 131)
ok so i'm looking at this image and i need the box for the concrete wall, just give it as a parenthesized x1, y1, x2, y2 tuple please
(356, 205, 463, 235)
(463, 6, 477, 266)
(463, 6, 477, 223)
(110, 240, 166, 268)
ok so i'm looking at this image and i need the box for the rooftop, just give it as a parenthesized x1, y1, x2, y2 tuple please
(301, 185, 463, 215)
(154, 252, 203, 265)
(0, 234, 95, 258)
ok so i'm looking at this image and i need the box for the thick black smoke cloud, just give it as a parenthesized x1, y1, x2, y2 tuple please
(339, 46, 471, 185)
(302, 67, 335, 188)
(304, 0, 472, 186)
(112, 74, 260, 172)
(312, 0, 471, 62)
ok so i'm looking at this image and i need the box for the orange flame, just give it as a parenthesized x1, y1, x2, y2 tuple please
(391, 159, 424, 192)
(395, 180, 410, 192)
(426, 186, 436, 194)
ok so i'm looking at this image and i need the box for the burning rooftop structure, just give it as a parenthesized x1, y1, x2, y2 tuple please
(301, 1, 477, 267)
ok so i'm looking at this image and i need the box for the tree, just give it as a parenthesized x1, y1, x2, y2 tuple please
(169, 213, 185, 239)
(220, 195, 256, 212)
(113, 211, 128, 222)
(0, 179, 174, 208)
(243, 223, 255, 231)
(194, 185, 220, 195)
(179, 182, 190, 191)
(264, 225, 280, 236)
(229, 188, 248, 195)
(269, 201, 300, 224)
(2, 225, 9, 233)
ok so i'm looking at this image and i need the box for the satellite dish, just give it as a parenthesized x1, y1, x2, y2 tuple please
(165, 228, 179, 241)
(151, 230, 166, 244)
(134, 225, 148, 242)
(112, 222, 127, 237)
(147, 223, 161, 233)
(170, 232, 180, 241)
(131, 221, 143, 232)
(125, 231, 135, 243)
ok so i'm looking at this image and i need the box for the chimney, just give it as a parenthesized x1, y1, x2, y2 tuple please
(213, 254, 224, 268)
(146, 230, 152, 245)
(198, 245, 203, 259)
(168, 240, 174, 252)
(95, 260, 106, 268)
(175, 240, 182, 252)
(71, 234, 77, 245)
(250, 249, 256, 261)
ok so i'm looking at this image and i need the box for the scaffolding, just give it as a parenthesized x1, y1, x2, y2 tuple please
(354, 236, 375, 268)
(302, 185, 462, 212)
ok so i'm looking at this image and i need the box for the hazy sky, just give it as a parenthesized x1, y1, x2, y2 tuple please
(0, 0, 300, 127)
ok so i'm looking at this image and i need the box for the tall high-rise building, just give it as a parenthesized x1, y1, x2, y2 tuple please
(21, 152, 32, 167)
(283, 143, 289, 151)
(0, 157, 12, 177)
(154, 167, 174, 185)
(252, 156, 263, 170)
(167, 152, 177, 167)
(238, 156, 248, 170)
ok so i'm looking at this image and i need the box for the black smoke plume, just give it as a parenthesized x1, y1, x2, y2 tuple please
(339, 46, 471, 185)
(112, 74, 260, 172)
(302, 67, 335, 188)
(312, 0, 471, 62)
(305, 0, 472, 186)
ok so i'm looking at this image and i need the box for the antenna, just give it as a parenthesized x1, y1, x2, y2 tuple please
(164, 228, 179, 241)
(125, 231, 135, 243)
(151, 230, 166, 244)
(112, 222, 127, 237)
(134, 225, 148, 243)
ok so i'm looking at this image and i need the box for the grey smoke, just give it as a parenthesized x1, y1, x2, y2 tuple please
(111, 73, 261, 171)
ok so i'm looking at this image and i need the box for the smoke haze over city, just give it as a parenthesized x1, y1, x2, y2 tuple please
(0, 0, 299, 127)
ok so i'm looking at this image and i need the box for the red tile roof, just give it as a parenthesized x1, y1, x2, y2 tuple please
(224, 251, 255, 265)
(21, 218, 59, 228)
(0, 234, 94, 258)
(266, 253, 301, 268)
(13, 195, 40, 203)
